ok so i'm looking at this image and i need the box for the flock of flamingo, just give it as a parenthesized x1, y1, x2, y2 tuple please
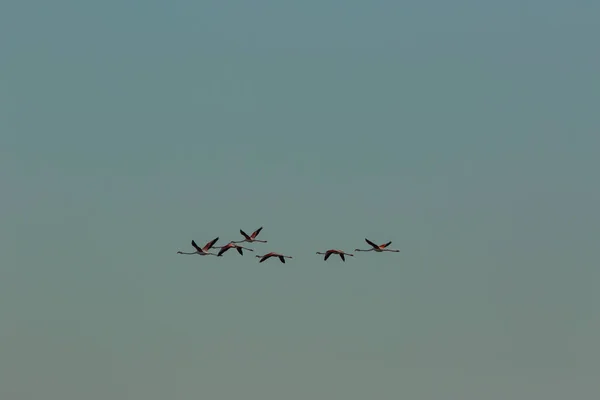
(176, 227, 400, 263)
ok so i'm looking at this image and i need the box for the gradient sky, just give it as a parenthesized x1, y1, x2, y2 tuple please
(2, 1, 599, 399)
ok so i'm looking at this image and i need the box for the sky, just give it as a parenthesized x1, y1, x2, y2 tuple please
(1, 0, 599, 398)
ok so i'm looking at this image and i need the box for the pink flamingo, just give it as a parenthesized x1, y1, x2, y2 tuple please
(214, 242, 254, 257)
(316, 249, 355, 261)
(177, 237, 219, 256)
(233, 227, 267, 244)
(354, 238, 400, 253)
(255, 252, 292, 264)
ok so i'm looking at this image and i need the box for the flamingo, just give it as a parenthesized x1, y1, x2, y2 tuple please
(255, 252, 292, 264)
(177, 237, 219, 256)
(233, 227, 267, 244)
(316, 249, 354, 261)
(354, 238, 400, 253)
(214, 241, 254, 257)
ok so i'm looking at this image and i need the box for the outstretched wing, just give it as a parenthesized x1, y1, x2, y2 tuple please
(324, 252, 331, 261)
(251, 227, 263, 238)
(217, 245, 230, 256)
(240, 229, 251, 240)
(381, 241, 392, 248)
(191, 240, 203, 252)
(204, 237, 219, 250)
(365, 238, 379, 249)
(279, 256, 286, 264)
(236, 247, 243, 255)
(340, 253, 346, 262)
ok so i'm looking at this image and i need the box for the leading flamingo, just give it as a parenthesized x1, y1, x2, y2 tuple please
(177, 237, 219, 256)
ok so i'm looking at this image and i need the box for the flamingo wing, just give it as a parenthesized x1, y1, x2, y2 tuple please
(204, 237, 219, 251)
(279, 256, 286, 263)
(340, 253, 346, 262)
(251, 227, 263, 238)
(217, 245, 231, 256)
(381, 241, 392, 248)
(236, 247, 243, 255)
(365, 238, 379, 249)
(240, 229, 251, 240)
(191, 240, 203, 252)
(324, 252, 332, 261)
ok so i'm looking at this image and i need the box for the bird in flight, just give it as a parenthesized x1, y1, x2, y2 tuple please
(177, 237, 220, 256)
(354, 238, 400, 253)
(233, 227, 267, 244)
(215, 242, 254, 257)
(316, 249, 354, 261)
(255, 252, 292, 263)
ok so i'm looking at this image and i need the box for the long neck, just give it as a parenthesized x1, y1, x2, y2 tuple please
(178, 251, 197, 255)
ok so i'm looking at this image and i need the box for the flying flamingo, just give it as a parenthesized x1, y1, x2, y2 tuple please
(233, 227, 267, 244)
(177, 237, 219, 256)
(214, 241, 254, 257)
(255, 252, 292, 264)
(354, 238, 400, 253)
(316, 249, 354, 261)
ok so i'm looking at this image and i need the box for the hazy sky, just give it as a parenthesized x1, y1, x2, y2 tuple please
(2, 1, 599, 399)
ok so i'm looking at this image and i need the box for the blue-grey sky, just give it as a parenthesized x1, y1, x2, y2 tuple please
(2, 1, 599, 398)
